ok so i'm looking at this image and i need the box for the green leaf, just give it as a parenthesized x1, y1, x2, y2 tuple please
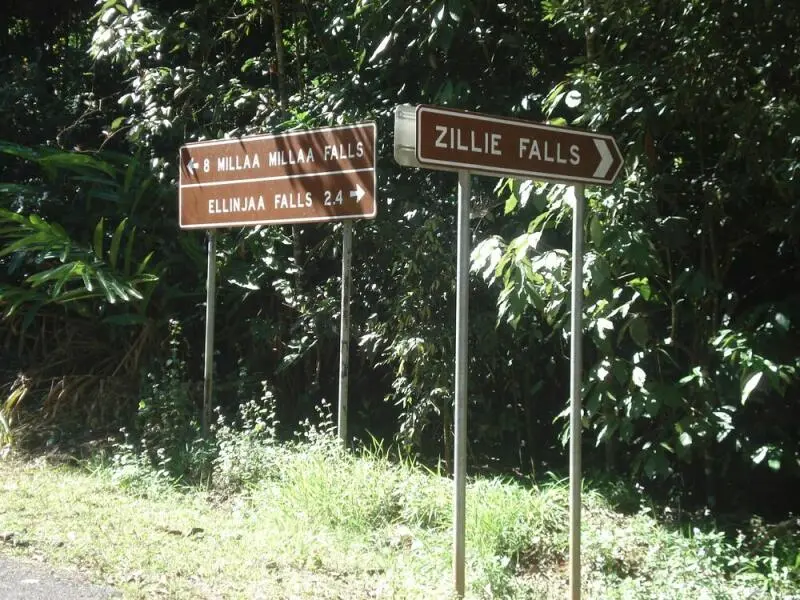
(741, 371, 763, 404)
(137, 251, 155, 275)
(751, 446, 768, 465)
(38, 152, 115, 177)
(632, 366, 646, 388)
(107, 278, 130, 302)
(678, 431, 692, 447)
(629, 277, 651, 300)
(612, 360, 629, 385)
(0, 141, 41, 161)
(109, 218, 127, 270)
(643, 449, 669, 479)
(123, 159, 136, 194)
(20, 298, 48, 334)
(93, 218, 105, 259)
(628, 316, 649, 347)
(596, 317, 613, 339)
(519, 180, 534, 207)
(81, 268, 94, 292)
(95, 269, 115, 303)
(448, 0, 462, 21)
(589, 216, 604, 244)
(369, 33, 393, 63)
(504, 193, 518, 214)
(0, 183, 43, 196)
(123, 225, 136, 276)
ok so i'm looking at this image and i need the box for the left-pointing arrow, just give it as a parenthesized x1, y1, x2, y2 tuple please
(349, 184, 365, 202)
(186, 160, 199, 174)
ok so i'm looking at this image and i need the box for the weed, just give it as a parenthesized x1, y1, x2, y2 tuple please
(97, 319, 212, 492)
(213, 382, 286, 492)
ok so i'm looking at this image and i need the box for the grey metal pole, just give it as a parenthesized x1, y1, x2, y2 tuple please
(569, 184, 585, 600)
(202, 230, 217, 439)
(337, 221, 353, 447)
(453, 170, 471, 598)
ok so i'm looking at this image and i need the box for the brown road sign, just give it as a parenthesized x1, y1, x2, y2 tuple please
(412, 105, 622, 185)
(179, 123, 376, 229)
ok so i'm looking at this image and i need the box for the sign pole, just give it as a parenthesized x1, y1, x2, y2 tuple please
(569, 184, 585, 600)
(453, 170, 471, 598)
(337, 221, 353, 447)
(202, 230, 217, 438)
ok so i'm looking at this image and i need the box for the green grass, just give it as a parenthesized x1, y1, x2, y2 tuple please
(0, 437, 797, 599)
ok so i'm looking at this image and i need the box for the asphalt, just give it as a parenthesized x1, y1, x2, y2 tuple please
(0, 554, 119, 600)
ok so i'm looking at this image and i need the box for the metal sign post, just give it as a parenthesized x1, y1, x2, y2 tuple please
(394, 104, 621, 599)
(337, 221, 353, 446)
(569, 184, 585, 600)
(202, 230, 217, 438)
(453, 170, 471, 597)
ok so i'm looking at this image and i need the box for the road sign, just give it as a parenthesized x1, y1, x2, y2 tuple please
(394, 103, 618, 599)
(394, 104, 622, 185)
(179, 123, 376, 229)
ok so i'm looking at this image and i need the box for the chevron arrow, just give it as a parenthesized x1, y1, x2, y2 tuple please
(593, 140, 614, 179)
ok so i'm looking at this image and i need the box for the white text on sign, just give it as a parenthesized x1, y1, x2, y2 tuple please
(207, 188, 364, 214)
(196, 143, 366, 175)
(432, 125, 581, 166)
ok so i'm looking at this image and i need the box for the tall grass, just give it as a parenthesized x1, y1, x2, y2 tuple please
(1, 406, 797, 599)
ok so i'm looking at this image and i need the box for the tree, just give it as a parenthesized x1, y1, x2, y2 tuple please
(474, 0, 800, 507)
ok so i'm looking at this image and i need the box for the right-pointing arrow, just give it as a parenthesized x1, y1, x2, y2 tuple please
(593, 139, 613, 179)
(349, 184, 366, 203)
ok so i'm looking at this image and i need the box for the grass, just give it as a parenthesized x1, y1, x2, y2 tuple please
(0, 435, 797, 599)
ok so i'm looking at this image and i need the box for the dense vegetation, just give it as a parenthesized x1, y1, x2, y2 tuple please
(1, 0, 799, 526)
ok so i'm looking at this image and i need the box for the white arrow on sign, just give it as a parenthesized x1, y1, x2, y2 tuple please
(349, 184, 366, 203)
(186, 160, 200, 174)
(593, 139, 613, 179)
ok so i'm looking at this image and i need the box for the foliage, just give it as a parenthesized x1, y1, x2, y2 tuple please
(2, 0, 800, 520)
(133, 319, 212, 481)
(0, 0, 103, 153)
(0, 143, 159, 325)
(213, 380, 285, 492)
(0, 143, 172, 445)
(471, 0, 800, 502)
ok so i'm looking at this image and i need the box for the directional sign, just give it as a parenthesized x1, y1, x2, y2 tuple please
(179, 123, 376, 229)
(398, 105, 622, 185)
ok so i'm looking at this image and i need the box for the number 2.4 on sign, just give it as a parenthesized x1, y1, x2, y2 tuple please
(325, 185, 367, 206)
(325, 190, 345, 206)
